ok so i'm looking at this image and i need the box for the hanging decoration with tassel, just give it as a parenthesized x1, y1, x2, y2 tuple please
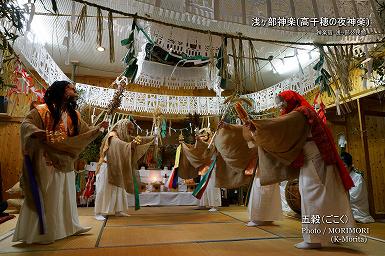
(238, 37, 246, 93)
(96, 7, 103, 49)
(248, 40, 260, 91)
(319, 45, 354, 114)
(108, 11, 115, 63)
(216, 37, 228, 89)
(208, 31, 215, 80)
(361, 45, 373, 89)
(74, 4, 87, 41)
(231, 38, 240, 92)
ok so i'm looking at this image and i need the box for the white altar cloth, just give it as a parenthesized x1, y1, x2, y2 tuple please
(127, 192, 199, 206)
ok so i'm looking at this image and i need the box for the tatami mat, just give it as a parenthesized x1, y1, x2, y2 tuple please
(98, 222, 277, 247)
(357, 222, 385, 241)
(0, 214, 18, 238)
(221, 209, 302, 238)
(197, 238, 385, 256)
(0, 215, 103, 254)
(106, 212, 236, 226)
(77, 207, 97, 216)
(220, 209, 249, 222)
(1, 206, 385, 256)
(4, 238, 385, 256)
(256, 218, 302, 238)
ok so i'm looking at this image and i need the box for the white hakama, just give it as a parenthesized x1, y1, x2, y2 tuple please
(199, 168, 222, 208)
(280, 181, 298, 216)
(248, 175, 282, 222)
(349, 171, 374, 223)
(300, 141, 355, 245)
(13, 167, 83, 244)
(94, 162, 130, 216)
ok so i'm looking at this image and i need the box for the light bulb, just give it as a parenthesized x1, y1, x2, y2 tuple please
(96, 46, 105, 52)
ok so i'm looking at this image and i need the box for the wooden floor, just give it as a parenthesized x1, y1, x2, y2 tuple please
(0, 206, 385, 256)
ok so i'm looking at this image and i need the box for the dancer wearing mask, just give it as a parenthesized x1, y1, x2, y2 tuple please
(243, 90, 354, 249)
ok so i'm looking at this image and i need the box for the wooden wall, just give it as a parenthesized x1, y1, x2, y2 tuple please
(366, 114, 385, 215)
(0, 70, 42, 200)
(0, 93, 31, 199)
(0, 117, 23, 200)
(327, 96, 385, 218)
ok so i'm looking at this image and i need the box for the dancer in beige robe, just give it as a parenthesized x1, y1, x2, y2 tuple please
(247, 175, 282, 226)
(13, 81, 108, 244)
(219, 123, 282, 226)
(244, 90, 355, 249)
(196, 128, 221, 211)
(95, 119, 153, 219)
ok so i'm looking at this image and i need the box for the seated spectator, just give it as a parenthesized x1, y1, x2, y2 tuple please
(341, 152, 375, 223)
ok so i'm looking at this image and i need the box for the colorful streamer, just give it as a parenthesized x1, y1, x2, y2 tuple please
(24, 155, 46, 234)
(192, 158, 217, 199)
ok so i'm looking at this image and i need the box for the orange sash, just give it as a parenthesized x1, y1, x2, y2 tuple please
(35, 104, 78, 142)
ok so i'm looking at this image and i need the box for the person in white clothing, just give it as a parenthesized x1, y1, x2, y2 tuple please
(246, 175, 282, 226)
(244, 90, 355, 249)
(217, 122, 282, 224)
(13, 81, 108, 244)
(198, 159, 222, 212)
(341, 152, 375, 223)
(245, 135, 282, 227)
(94, 120, 136, 220)
(196, 128, 222, 212)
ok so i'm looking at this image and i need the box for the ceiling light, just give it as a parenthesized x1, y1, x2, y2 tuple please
(96, 46, 105, 52)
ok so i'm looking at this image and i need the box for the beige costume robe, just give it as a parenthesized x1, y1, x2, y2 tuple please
(95, 133, 153, 214)
(249, 111, 355, 245)
(13, 108, 101, 244)
(178, 126, 256, 190)
(245, 134, 282, 222)
(177, 140, 221, 207)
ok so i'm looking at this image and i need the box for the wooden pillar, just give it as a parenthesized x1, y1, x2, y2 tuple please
(357, 98, 375, 216)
